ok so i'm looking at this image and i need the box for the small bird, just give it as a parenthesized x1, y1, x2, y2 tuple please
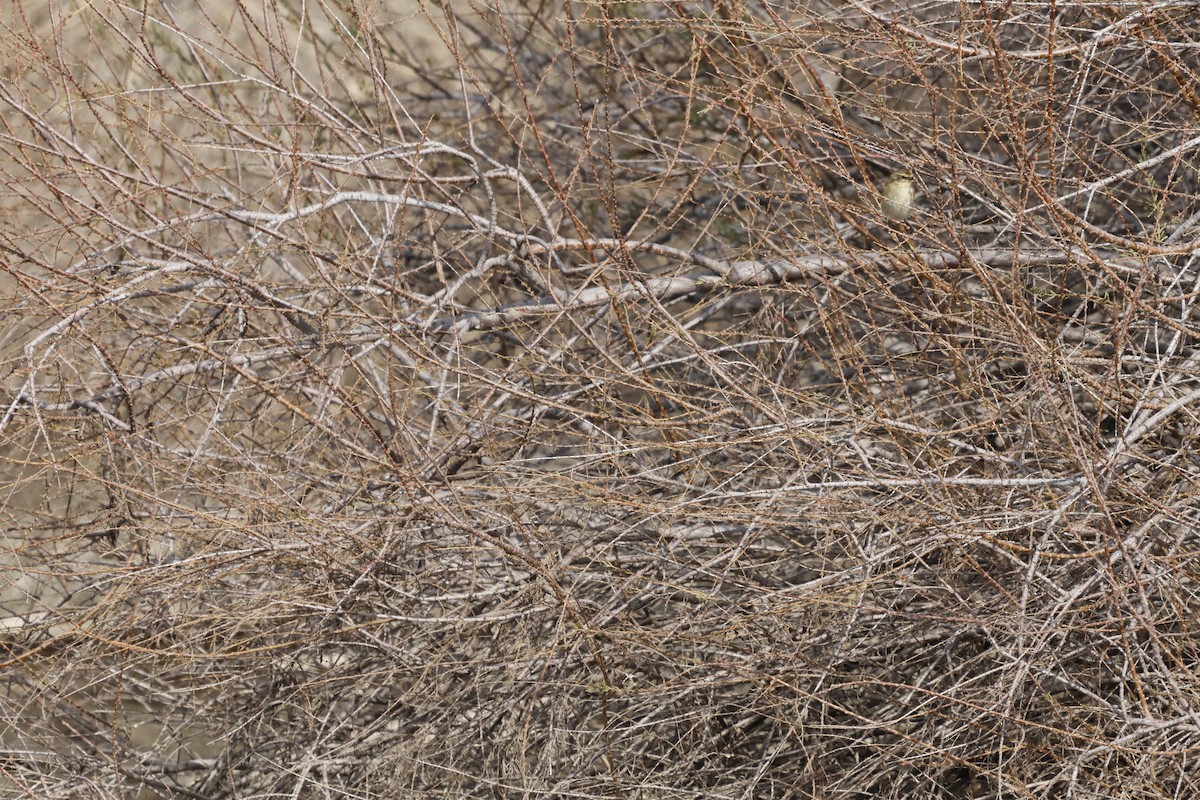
(881, 170, 915, 222)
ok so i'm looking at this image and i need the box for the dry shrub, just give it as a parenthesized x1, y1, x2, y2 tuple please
(2, 0, 1199, 797)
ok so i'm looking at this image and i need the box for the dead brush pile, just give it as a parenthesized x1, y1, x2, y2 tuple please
(1, 1, 1199, 797)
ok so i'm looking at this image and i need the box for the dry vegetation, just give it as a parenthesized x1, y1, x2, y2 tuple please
(2, 0, 1200, 797)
